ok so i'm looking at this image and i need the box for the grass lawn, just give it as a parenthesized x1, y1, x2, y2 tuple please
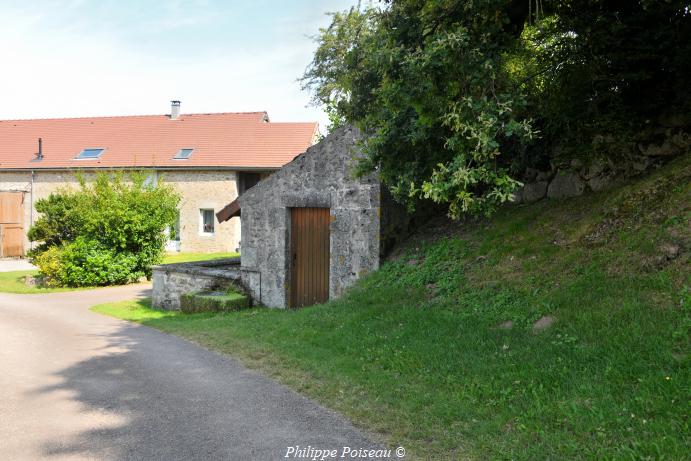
(0, 252, 239, 294)
(161, 252, 239, 264)
(92, 157, 689, 460)
(0, 270, 91, 294)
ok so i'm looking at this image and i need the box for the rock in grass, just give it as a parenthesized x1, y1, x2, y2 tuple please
(180, 290, 250, 313)
(532, 315, 556, 333)
(660, 243, 681, 260)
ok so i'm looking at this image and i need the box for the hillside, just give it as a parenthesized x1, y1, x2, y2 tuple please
(96, 154, 690, 460)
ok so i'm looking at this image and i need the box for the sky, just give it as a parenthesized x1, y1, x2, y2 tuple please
(0, 0, 356, 131)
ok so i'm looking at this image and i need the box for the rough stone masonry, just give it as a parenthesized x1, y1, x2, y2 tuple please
(237, 125, 405, 308)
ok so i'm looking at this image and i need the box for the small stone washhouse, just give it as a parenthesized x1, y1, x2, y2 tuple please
(215, 125, 406, 308)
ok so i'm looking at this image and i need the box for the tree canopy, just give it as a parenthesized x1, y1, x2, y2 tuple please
(302, 0, 691, 218)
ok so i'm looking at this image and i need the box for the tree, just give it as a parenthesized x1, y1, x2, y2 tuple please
(303, 1, 535, 218)
(303, 0, 691, 218)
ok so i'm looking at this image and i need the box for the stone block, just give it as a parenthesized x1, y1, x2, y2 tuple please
(522, 181, 548, 203)
(547, 171, 585, 199)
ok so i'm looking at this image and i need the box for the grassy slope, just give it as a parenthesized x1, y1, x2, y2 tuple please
(93, 156, 690, 460)
(0, 252, 239, 294)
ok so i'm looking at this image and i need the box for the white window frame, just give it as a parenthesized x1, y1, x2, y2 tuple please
(75, 148, 106, 160)
(199, 208, 215, 236)
(174, 148, 195, 160)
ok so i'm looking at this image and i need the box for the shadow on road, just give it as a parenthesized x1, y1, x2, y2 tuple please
(30, 322, 243, 460)
(28, 313, 379, 460)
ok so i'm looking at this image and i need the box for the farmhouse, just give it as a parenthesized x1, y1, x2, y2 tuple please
(0, 102, 317, 257)
(152, 126, 407, 309)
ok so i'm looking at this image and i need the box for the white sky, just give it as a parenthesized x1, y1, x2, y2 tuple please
(0, 0, 357, 132)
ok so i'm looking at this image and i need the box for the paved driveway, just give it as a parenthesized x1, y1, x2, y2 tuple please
(0, 285, 381, 460)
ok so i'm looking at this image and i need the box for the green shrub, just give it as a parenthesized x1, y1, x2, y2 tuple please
(180, 289, 250, 313)
(32, 246, 63, 287)
(29, 172, 180, 287)
(57, 238, 141, 287)
(33, 238, 142, 287)
(27, 193, 85, 255)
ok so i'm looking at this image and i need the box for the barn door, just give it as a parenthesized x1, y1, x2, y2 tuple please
(0, 192, 24, 257)
(290, 207, 330, 308)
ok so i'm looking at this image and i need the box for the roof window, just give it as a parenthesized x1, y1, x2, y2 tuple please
(174, 148, 194, 159)
(75, 148, 105, 159)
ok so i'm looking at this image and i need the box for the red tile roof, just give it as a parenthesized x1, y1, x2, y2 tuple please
(0, 112, 318, 170)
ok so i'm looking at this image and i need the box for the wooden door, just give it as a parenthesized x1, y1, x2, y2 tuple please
(0, 192, 24, 257)
(290, 207, 330, 308)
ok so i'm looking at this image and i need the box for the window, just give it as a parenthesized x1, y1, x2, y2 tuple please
(174, 148, 194, 159)
(75, 148, 105, 159)
(200, 209, 215, 234)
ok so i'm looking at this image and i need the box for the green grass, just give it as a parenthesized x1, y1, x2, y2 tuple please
(161, 252, 239, 264)
(0, 252, 240, 294)
(0, 270, 89, 294)
(92, 156, 690, 460)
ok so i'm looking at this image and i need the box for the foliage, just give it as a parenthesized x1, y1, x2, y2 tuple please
(47, 237, 140, 287)
(27, 193, 85, 250)
(303, 1, 534, 217)
(29, 172, 180, 287)
(516, 1, 691, 166)
(95, 155, 689, 460)
(302, 0, 691, 218)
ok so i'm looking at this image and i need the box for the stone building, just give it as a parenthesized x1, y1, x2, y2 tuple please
(0, 102, 317, 256)
(212, 125, 406, 308)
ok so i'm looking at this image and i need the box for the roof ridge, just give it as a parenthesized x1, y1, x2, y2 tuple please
(0, 111, 269, 123)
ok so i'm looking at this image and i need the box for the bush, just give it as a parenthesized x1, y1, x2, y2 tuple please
(32, 246, 63, 287)
(29, 172, 180, 287)
(33, 238, 142, 287)
(58, 238, 141, 287)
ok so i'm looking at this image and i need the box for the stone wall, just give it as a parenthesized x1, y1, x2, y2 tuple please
(238, 126, 382, 308)
(512, 145, 687, 205)
(162, 170, 241, 253)
(0, 169, 243, 255)
(152, 258, 242, 310)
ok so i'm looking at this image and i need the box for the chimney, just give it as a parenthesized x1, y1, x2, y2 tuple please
(36, 138, 43, 161)
(170, 100, 181, 120)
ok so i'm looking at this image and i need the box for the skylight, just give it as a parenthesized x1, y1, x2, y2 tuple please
(75, 148, 105, 159)
(174, 148, 194, 160)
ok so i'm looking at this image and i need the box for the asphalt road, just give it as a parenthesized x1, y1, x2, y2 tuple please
(0, 285, 382, 460)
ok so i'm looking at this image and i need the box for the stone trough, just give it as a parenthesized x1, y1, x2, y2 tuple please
(152, 257, 245, 310)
